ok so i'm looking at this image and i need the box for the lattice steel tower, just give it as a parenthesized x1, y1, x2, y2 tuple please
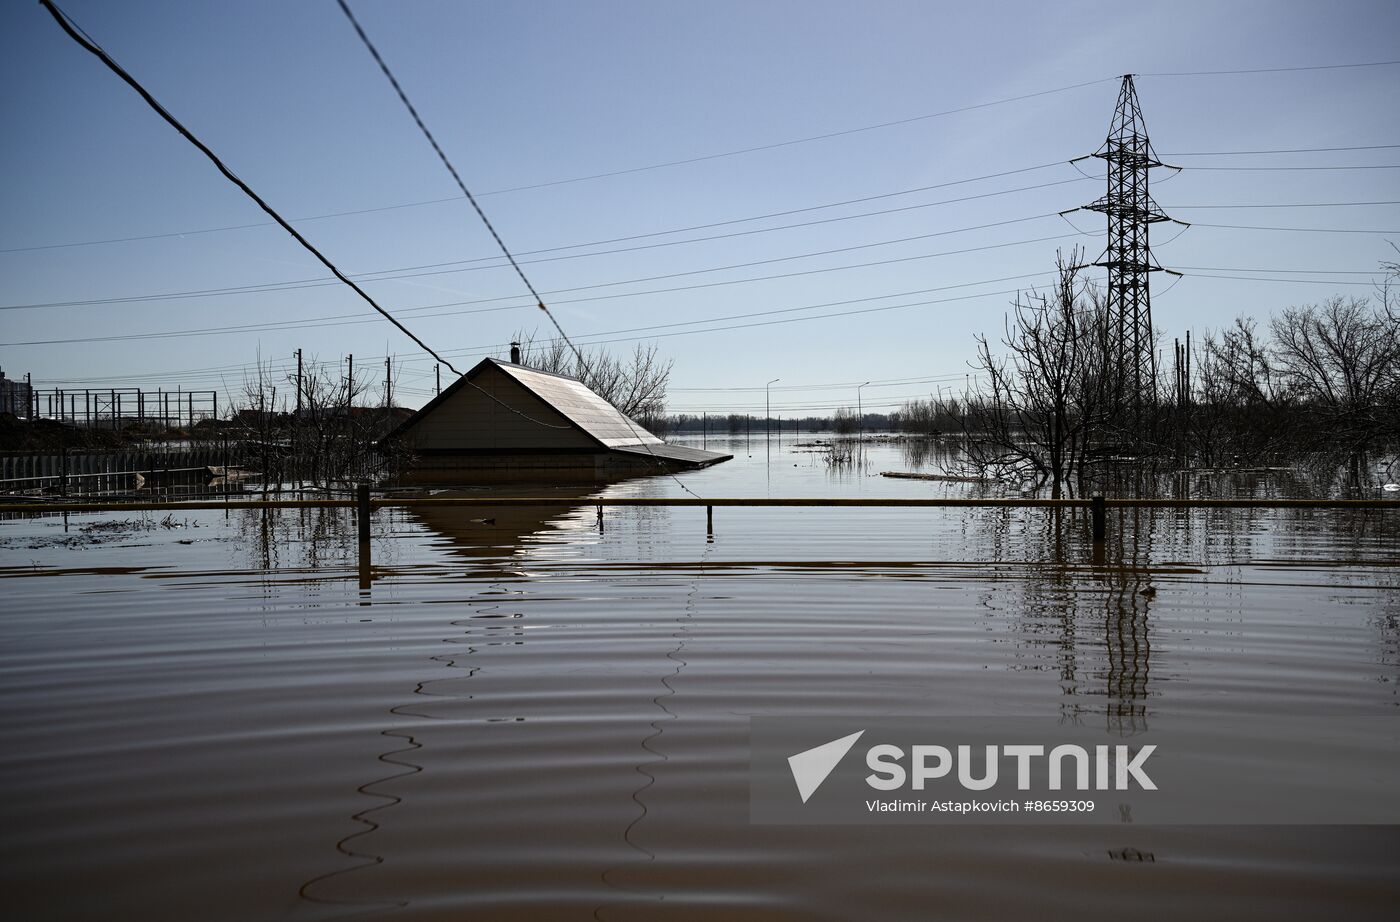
(1078, 75, 1175, 415)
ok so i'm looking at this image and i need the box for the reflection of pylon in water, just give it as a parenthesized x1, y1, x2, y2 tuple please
(1071, 75, 1183, 423)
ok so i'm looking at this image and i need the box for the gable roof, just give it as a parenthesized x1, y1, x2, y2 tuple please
(493, 361, 662, 447)
(380, 357, 662, 450)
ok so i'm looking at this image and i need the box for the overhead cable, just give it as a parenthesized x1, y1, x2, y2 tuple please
(36, 0, 461, 375)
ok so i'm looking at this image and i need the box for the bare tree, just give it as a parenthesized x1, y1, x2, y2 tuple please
(896, 398, 939, 436)
(1189, 318, 1291, 466)
(953, 251, 1109, 496)
(292, 357, 386, 489)
(1270, 296, 1400, 449)
(238, 354, 285, 492)
(511, 332, 672, 424)
(236, 354, 406, 492)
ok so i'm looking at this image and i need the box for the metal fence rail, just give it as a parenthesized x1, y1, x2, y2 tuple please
(1, 496, 1396, 514)
(4, 492, 1393, 581)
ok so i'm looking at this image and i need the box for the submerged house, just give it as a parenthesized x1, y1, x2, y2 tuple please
(380, 355, 731, 483)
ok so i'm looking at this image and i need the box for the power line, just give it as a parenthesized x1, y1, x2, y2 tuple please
(1180, 272, 1378, 286)
(1165, 143, 1400, 155)
(335, 0, 584, 363)
(321, 178, 1088, 285)
(8, 160, 1071, 258)
(4, 44, 1394, 255)
(1, 212, 1078, 311)
(433, 268, 1399, 356)
(461, 164, 1072, 266)
(0, 194, 466, 254)
(28, 252, 1385, 390)
(6, 149, 1393, 255)
(1175, 265, 1384, 275)
(37, 1, 580, 430)
(1141, 61, 1400, 77)
(1, 162, 1101, 312)
(336, 0, 685, 477)
(454, 287, 1035, 357)
(462, 177, 1088, 271)
(11, 198, 1388, 329)
(459, 79, 1120, 198)
(39, 362, 977, 394)
(471, 64, 1395, 194)
(1173, 200, 1400, 209)
(10, 226, 1385, 354)
(2, 266, 1058, 348)
(36, 0, 460, 376)
(1190, 221, 1400, 234)
(333, 264, 1390, 360)
(1186, 164, 1400, 172)
(8, 180, 1387, 316)
(18, 234, 1389, 353)
(2, 233, 1087, 346)
(456, 275, 1058, 347)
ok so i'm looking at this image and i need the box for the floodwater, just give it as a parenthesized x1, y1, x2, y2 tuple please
(2, 436, 1397, 920)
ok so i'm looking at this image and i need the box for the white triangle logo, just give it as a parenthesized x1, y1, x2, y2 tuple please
(788, 730, 866, 803)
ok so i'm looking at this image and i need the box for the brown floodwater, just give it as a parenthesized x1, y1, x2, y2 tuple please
(2, 437, 1398, 920)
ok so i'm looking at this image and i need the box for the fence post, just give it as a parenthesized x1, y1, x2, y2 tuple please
(597, 504, 604, 533)
(706, 504, 713, 535)
(1091, 495, 1106, 543)
(357, 483, 371, 546)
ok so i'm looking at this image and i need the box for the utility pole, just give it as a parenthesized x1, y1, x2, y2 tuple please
(857, 381, 870, 437)
(346, 354, 353, 409)
(384, 357, 392, 409)
(1069, 74, 1182, 429)
(294, 348, 303, 491)
(434, 363, 441, 395)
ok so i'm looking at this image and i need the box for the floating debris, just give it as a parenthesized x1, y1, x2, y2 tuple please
(880, 471, 992, 483)
(1107, 847, 1156, 862)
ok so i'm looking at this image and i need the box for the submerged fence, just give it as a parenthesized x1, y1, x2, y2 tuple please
(2, 491, 1394, 533)
(0, 445, 242, 496)
(2, 491, 1394, 588)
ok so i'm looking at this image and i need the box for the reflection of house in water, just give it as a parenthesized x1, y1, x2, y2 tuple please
(411, 495, 590, 576)
(380, 356, 731, 484)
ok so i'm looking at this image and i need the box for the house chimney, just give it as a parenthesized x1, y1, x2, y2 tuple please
(510, 341, 521, 364)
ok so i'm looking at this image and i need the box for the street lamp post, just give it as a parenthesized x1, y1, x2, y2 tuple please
(766, 378, 780, 449)
(857, 381, 870, 437)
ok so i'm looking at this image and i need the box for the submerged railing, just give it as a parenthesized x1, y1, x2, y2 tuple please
(3, 490, 1394, 592)
(2, 490, 1394, 551)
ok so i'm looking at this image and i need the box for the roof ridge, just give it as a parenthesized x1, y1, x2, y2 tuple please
(485, 356, 586, 385)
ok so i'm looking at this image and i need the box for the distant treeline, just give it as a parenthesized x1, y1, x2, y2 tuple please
(661, 410, 901, 436)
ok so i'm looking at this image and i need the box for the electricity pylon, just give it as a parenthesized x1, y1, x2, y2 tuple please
(1072, 75, 1180, 428)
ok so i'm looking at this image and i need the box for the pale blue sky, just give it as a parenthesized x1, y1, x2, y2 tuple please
(2, 0, 1398, 416)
